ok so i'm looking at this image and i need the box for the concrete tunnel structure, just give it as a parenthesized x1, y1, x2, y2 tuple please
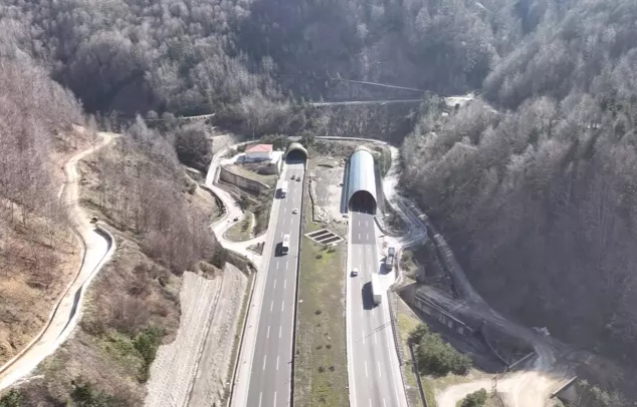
(347, 146, 377, 214)
(285, 142, 308, 162)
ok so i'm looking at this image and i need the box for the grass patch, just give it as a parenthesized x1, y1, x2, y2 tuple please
(98, 326, 164, 383)
(397, 297, 426, 407)
(252, 189, 274, 237)
(294, 185, 347, 407)
(225, 211, 253, 241)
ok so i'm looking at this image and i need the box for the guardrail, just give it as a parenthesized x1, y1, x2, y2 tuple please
(224, 267, 257, 407)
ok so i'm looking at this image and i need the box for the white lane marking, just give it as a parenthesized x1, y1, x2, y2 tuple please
(286, 260, 289, 270)
(358, 233, 361, 240)
(274, 392, 277, 406)
(279, 325, 282, 338)
(284, 279, 287, 289)
(369, 399, 372, 407)
(366, 233, 369, 240)
(263, 355, 267, 370)
(274, 279, 277, 289)
(377, 361, 382, 378)
(362, 333, 366, 345)
(383, 398, 387, 407)
(281, 300, 285, 312)
(270, 301, 274, 312)
(366, 220, 369, 227)
(365, 360, 368, 377)
(267, 325, 270, 339)
(284, 207, 287, 214)
(276, 355, 280, 370)
(259, 392, 262, 407)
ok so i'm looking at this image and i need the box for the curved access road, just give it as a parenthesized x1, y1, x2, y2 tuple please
(205, 142, 302, 407)
(0, 131, 117, 390)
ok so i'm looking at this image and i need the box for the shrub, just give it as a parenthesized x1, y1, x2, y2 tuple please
(460, 389, 488, 407)
(134, 326, 165, 382)
(0, 390, 24, 407)
(408, 323, 430, 345)
(71, 380, 116, 407)
(410, 323, 472, 376)
(174, 124, 212, 171)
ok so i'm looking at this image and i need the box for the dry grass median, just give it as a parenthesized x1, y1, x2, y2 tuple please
(293, 179, 348, 407)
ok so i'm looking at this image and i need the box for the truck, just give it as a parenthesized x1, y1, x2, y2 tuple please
(386, 247, 395, 271)
(279, 181, 288, 198)
(280, 234, 290, 256)
(371, 273, 381, 305)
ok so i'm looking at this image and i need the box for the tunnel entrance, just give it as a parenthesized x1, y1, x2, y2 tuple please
(349, 190, 377, 214)
(286, 149, 307, 163)
(285, 142, 308, 164)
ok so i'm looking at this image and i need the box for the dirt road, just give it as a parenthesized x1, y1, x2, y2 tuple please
(0, 132, 117, 390)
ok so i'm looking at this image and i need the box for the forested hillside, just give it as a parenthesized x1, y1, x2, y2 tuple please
(0, 0, 533, 118)
(4, 0, 637, 402)
(402, 0, 637, 388)
(0, 28, 87, 365)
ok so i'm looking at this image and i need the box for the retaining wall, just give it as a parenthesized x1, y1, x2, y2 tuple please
(219, 166, 270, 195)
(412, 295, 474, 337)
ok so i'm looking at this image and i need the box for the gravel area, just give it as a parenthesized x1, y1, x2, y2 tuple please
(145, 264, 248, 407)
(310, 158, 346, 223)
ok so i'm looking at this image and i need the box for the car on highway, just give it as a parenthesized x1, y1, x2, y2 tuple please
(351, 268, 358, 277)
(290, 175, 296, 180)
(292, 208, 298, 214)
(296, 177, 301, 182)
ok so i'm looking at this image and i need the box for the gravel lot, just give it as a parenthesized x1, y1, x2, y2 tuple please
(145, 264, 247, 407)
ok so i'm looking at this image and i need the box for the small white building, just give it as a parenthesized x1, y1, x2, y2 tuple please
(245, 144, 273, 161)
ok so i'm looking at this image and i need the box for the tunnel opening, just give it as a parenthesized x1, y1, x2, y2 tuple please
(286, 149, 307, 163)
(349, 190, 377, 215)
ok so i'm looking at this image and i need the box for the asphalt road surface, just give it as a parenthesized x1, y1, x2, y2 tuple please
(348, 211, 405, 407)
(246, 161, 305, 407)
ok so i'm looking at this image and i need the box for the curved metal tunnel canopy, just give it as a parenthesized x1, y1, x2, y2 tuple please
(285, 142, 308, 162)
(347, 146, 377, 214)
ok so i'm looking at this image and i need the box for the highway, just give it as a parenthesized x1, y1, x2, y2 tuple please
(246, 161, 305, 407)
(347, 211, 407, 407)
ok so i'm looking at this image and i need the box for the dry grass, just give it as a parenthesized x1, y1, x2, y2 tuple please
(0, 128, 96, 366)
(227, 164, 277, 188)
(18, 133, 218, 405)
(225, 212, 253, 242)
(0, 208, 81, 365)
(293, 164, 348, 407)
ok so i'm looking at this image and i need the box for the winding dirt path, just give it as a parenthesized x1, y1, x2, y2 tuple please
(0, 132, 117, 390)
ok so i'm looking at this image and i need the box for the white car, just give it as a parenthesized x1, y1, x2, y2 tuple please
(292, 208, 298, 214)
(351, 269, 358, 277)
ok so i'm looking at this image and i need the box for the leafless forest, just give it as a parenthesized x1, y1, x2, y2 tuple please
(402, 0, 637, 378)
(0, 33, 85, 365)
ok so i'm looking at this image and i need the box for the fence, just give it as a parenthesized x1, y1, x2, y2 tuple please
(408, 342, 428, 407)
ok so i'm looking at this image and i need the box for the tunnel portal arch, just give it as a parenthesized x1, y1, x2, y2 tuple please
(285, 142, 308, 163)
(347, 146, 377, 214)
